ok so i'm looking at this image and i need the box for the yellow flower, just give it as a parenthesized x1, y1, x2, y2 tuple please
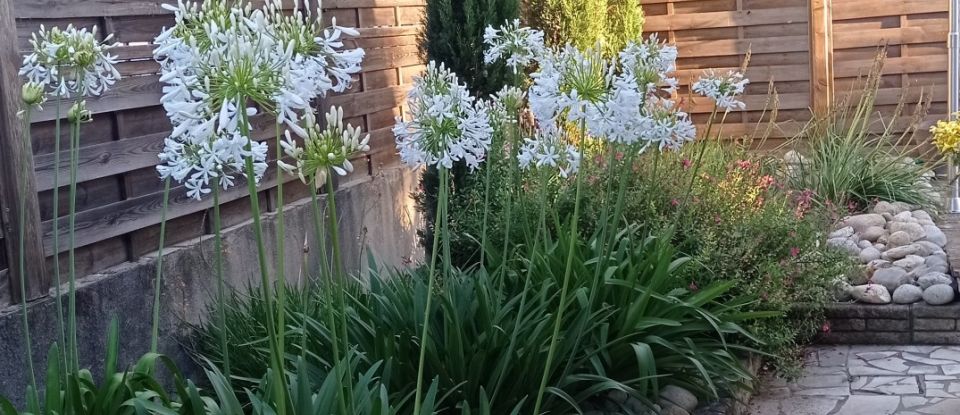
(931, 115, 960, 156)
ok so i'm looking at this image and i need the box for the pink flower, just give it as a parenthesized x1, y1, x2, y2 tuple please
(821, 321, 831, 333)
(688, 281, 699, 292)
(671, 198, 680, 207)
(615, 152, 624, 161)
(681, 158, 692, 170)
(790, 247, 800, 257)
(736, 159, 752, 170)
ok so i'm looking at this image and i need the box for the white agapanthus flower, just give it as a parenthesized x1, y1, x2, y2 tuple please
(517, 125, 581, 178)
(154, 0, 365, 199)
(643, 97, 696, 151)
(693, 69, 749, 111)
(278, 106, 371, 185)
(618, 35, 679, 94)
(394, 61, 494, 170)
(20, 24, 121, 98)
(483, 19, 546, 72)
(528, 44, 613, 132)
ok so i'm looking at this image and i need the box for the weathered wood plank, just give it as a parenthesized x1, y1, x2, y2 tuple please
(809, 0, 834, 116)
(34, 132, 166, 191)
(643, 7, 808, 31)
(0, 0, 48, 300)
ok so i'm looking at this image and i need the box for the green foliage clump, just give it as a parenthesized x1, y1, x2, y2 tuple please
(196, 228, 762, 413)
(784, 55, 939, 212)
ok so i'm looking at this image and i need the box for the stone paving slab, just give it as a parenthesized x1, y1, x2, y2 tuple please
(748, 345, 960, 414)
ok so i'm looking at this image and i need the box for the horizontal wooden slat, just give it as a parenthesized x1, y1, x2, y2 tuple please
(833, 26, 948, 50)
(643, 7, 808, 31)
(678, 35, 809, 58)
(832, 0, 948, 21)
(31, 75, 162, 122)
(34, 132, 165, 191)
(835, 55, 948, 78)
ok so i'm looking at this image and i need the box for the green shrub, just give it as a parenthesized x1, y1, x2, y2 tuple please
(524, 0, 644, 52)
(784, 55, 939, 212)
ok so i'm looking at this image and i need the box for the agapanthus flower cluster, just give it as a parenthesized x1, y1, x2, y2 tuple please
(278, 106, 370, 186)
(20, 24, 121, 98)
(154, 0, 364, 200)
(483, 19, 546, 72)
(618, 35, 678, 94)
(517, 127, 581, 178)
(394, 61, 494, 170)
(528, 44, 613, 131)
(693, 69, 750, 111)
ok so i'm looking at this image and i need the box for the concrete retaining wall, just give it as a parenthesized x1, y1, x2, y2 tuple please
(820, 303, 960, 344)
(0, 167, 422, 406)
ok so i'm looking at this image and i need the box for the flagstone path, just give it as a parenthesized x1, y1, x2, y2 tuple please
(747, 345, 960, 414)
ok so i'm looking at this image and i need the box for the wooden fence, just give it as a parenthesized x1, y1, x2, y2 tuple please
(0, 0, 424, 307)
(0, 0, 953, 307)
(641, 0, 950, 148)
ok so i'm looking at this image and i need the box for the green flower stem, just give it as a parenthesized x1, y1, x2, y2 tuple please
(490, 169, 549, 403)
(17, 107, 38, 399)
(273, 123, 286, 371)
(532, 121, 587, 415)
(66, 101, 83, 372)
(498, 115, 521, 281)
(238, 98, 287, 415)
(681, 106, 722, 208)
(478, 143, 495, 268)
(212, 184, 230, 378)
(51, 87, 66, 375)
(149, 177, 171, 354)
(313, 177, 347, 415)
(325, 173, 354, 414)
(414, 166, 448, 415)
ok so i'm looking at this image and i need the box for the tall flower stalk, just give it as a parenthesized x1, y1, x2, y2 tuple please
(16, 85, 45, 408)
(154, 2, 364, 412)
(393, 61, 493, 413)
(19, 23, 120, 373)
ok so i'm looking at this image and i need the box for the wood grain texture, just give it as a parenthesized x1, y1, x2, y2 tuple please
(1, 0, 423, 280)
(0, 0, 48, 301)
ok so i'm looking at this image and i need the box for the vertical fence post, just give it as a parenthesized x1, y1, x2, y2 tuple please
(0, 0, 49, 301)
(809, 0, 834, 117)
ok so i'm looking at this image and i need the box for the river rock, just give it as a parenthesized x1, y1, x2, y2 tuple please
(829, 226, 855, 239)
(842, 214, 886, 233)
(893, 211, 917, 223)
(861, 226, 887, 242)
(893, 255, 925, 271)
(659, 385, 697, 412)
(918, 272, 953, 290)
(868, 259, 891, 270)
(827, 238, 860, 255)
(913, 241, 943, 257)
(892, 284, 923, 304)
(848, 284, 892, 304)
(883, 244, 920, 260)
(923, 284, 956, 305)
(874, 201, 902, 215)
(859, 247, 882, 264)
(872, 267, 911, 292)
(926, 256, 950, 274)
(913, 210, 933, 222)
(887, 231, 914, 248)
(889, 222, 925, 241)
(923, 225, 948, 247)
(857, 240, 873, 249)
